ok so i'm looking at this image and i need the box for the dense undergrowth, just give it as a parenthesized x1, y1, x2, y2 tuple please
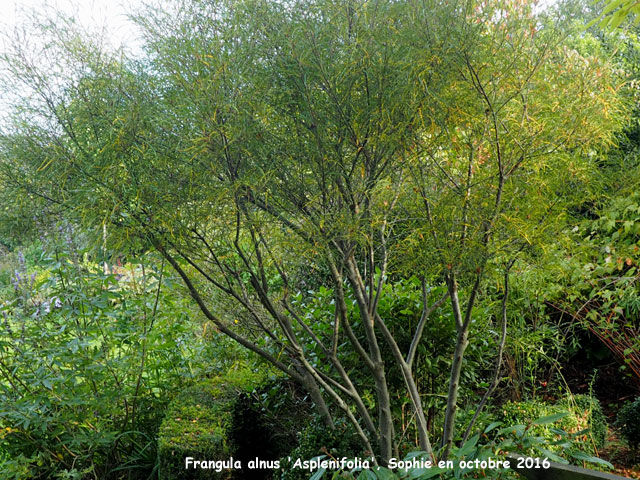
(1, 229, 638, 479)
(0, 233, 253, 479)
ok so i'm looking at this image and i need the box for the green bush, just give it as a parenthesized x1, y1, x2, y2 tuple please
(344, 411, 611, 479)
(0, 242, 207, 479)
(615, 397, 640, 450)
(500, 394, 608, 455)
(0, 235, 254, 479)
(570, 394, 607, 449)
(157, 369, 262, 480)
(501, 399, 561, 437)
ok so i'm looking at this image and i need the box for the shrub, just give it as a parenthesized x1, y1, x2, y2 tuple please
(615, 397, 640, 450)
(157, 369, 262, 480)
(0, 242, 205, 479)
(501, 399, 558, 435)
(570, 394, 607, 449)
(0, 235, 256, 479)
(501, 394, 608, 455)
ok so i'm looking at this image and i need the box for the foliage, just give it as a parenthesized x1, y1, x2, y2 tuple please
(0, 233, 239, 479)
(572, 394, 608, 450)
(590, 0, 640, 30)
(453, 406, 498, 446)
(157, 369, 262, 480)
(615, 397, 640, 449)
(0, 0, 628, 466)
(503, 322, 564, 401)
(294, 275, 500, 447)
(547, 192, 640, 385)
(500, 394, 608, 454)
(310, 411, 612, 479)
(0, 2, 637, 477)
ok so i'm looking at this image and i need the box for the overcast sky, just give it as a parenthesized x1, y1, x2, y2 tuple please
(1, 0, 143, 53)
(0, 0, 145, 118)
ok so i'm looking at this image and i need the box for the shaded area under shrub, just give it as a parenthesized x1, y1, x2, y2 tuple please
(157, 369, 262, 480)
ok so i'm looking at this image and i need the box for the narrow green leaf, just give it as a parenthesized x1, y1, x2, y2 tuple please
(310, 467, 327, 480)
(532, 412, 569, 425)
(539, 448, 568, 464)
(570, 451, 614, 469)
(458, 434, 479, 456)
(602, 0, 626, 15)
(484, 421, 503, 434)
(409, 467, 447, 479)
(357, 470, 377, 480)
(370, 467, 396, 480)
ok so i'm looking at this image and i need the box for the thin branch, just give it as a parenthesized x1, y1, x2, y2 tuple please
(462, 264, 511, 442)
(407, 284, 448, 371)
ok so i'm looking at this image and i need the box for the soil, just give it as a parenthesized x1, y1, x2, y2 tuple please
(599, 430, 640, 479)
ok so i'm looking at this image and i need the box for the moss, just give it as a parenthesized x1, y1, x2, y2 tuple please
(157, 368, 262, 480)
